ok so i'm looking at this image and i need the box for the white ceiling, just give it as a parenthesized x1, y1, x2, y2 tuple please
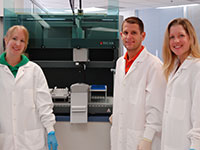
(35, 0, 200, 13)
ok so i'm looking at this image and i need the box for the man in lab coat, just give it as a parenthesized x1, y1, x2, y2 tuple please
(110, 16, 166, 150)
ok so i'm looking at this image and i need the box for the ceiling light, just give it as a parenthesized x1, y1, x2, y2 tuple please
(156, 4, 199, 9)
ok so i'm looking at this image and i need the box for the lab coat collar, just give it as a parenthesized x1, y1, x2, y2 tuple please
(22, 61, 30, 68)
(0, 63, 5, 67)
(168, 56, 195, 84)
(15, 62, 31, 81)
(0, 64, 13, 77)
(0, 62, 31, 81)
(179, 56, 194, 69)
(132, 47, 147, 63)
(173, 55, 194, 72)
(124, 47, 148, 78)
(0, 60, 30, 68)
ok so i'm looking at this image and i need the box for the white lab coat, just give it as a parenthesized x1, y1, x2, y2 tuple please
(0, 61, 56, 150)
(111, 47, 166, 150)
(161, 56, 200, 150)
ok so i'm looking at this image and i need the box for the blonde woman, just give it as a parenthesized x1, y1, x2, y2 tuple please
(0, 25, 58, 150)
(162, 18, 200, 150)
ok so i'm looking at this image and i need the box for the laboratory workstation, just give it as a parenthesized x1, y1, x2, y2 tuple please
(1, 0, 200, 150)
(3, 5, 120, 150)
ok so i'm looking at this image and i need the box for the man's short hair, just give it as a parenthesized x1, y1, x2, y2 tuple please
(121, 16, 144, 33)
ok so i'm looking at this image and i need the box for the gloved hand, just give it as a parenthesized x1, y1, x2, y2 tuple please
(189, 149, 196, 150)
(137, 138, 152, 150)
(48, 131, 58, 150)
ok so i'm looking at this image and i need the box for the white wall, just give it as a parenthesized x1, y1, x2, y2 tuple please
(4, 0, 14, 10)
(0, 0, 3, 16)
(187, 5, 200, 42)
(15, 0, 33, 13)
(119, 9, 136, 19)
(14, 0, 24, 11)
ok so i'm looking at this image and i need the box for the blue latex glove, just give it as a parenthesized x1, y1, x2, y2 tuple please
(189, 149, 196, 150)
(47, 131, 58, 150)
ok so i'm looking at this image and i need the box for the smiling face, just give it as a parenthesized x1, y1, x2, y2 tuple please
(5, 28, 26, 58)
(169, 24, 190, 63)
(120, 22, 145, 53)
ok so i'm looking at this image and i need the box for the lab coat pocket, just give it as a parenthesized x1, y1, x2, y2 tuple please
(24, 89, 35, 109)
(168, 97, 186, 120)
(126, 129, 143, 150)
(25, 128, 45, 149)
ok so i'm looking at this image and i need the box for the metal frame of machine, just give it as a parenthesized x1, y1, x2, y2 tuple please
(4, 10, 119, 118)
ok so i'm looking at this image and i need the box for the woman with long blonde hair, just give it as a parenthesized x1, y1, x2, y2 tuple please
(162, 18, 200, 150)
